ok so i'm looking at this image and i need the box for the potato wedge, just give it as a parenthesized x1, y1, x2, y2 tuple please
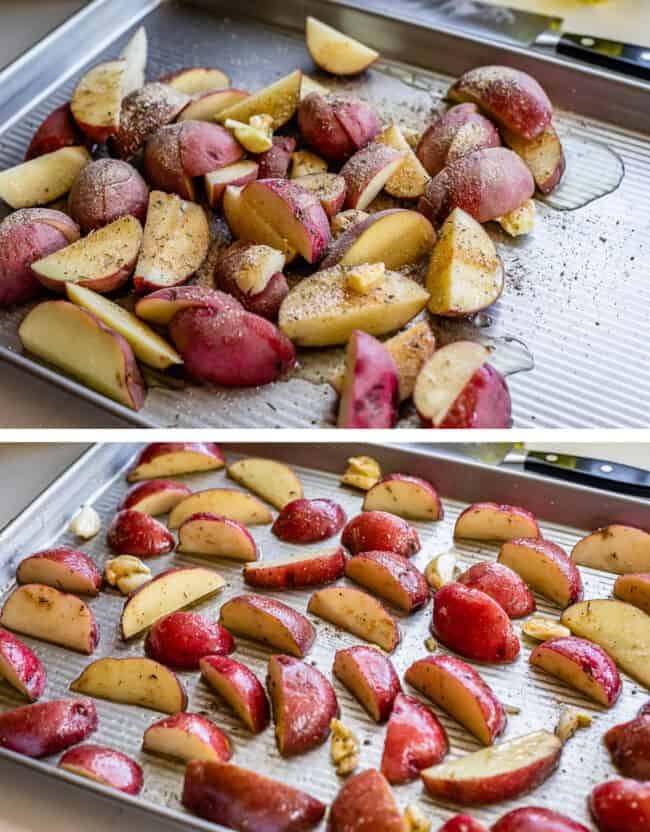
(168, 488, 272, 529)
(308, 586, 400, 652)
(572, 525, 650, 574)
(305, 17, 378, 76)
(219, 594, 315, 658)
(217, 70, 302, 129)
(0, 146, 90, 209)
(227, 458, 303, 510)
(71, 60, 126, 142)
(377, 124, 430, 199)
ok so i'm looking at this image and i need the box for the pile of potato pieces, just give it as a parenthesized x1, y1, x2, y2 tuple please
(0, 441, 650, 830)
(0, 15, 567, 426)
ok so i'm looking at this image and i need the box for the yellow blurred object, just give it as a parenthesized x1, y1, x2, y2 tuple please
(340, 455, 382, 490)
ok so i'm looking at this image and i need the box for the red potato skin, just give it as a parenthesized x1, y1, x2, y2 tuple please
(605, 714, 650, 780)
(439, 817, 488, 832)
(144, 712, 231, 762)
(298, 93, 380, 165)
(272, 498, 347, 543)
(68, 158, 149, 233)
(380, 692, 448, 785)
(267, 654, 339, 756)
(120, 479, 192, 513)
(178, 512, 258, 559)
(169, 304, 296, 387)
(419, 363, 512, 429)
(342, 511, 420, 558)
(336, 99, 382, 155)
(327, 769, 406, 832)
(363, 474, 443, 521)
(405, 654, 506, 745)
(455, 502, 540, 539)
(492, 807, 589, 832)
(0, 627, 47, 701)
(129, 441, 224, 477)
(178, 121, 243, 176)
(345, 550, 430, 613)
(418, 147, 534, 229)
(25, 103, 86, 160)
(338, 330, 399, 428)
(449, 66, 553, 141)
(134, 286, 242, 325)
(145, 611, 235, 670)
(253, 136, 296, 178)
(433, 583, 520, 663)
(0, 697, 97, 757)
(16, 547, 102, 595)
(333, 645, 401, 723)
(213, 241, 289, 321)
(244, 547, 346, 590)
(183, 759, 326, 832)
(457, 561, 535, 619)
(416, 103, 500, 177)
(340, 143, 405, 210)
(106, 509, 175, 557)
(200, 655, 270, 734)
(59, 744, 144, 794)
(500, 537, 583, 607)
(220, 595, 316, 658)
(590, 779, 650, 832)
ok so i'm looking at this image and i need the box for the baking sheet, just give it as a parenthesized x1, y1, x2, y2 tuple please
(1, 441, 649, 831)
(0, 0, 649, 427)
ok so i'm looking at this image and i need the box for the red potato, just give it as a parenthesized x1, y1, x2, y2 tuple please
(492, 807, 589, 832)
(213, 241, 289, 321)
(145, 611, 234, 670)
(0, 697, 97, 758)
(204, 160, 259, 207)
(70, 60, 126, 142)
(127, 441, 224, 481)
(177, 512, 258, 561)
(590, 779, 650, 832)
(253, 135, 296, 178)
(614, 573, 650, 615)
(308, 586, 401, 652)
(418, 147, 535, 228)
(344, 551, 429, 614)
(182, 759, 326, 832)
(108, 82, 190, 159)
(119, 25, 147, 95)
(604, 712, 650, 779)
(457, 561, 535, 619)
(571, 525, 650, 574)
(433, 583, 520, 663)
(449, 65, 553, 140)
(328, 769, 406, 832)
(240, 179, 331, 264)
(144, 120, 244, 199)
(333, 645, 401, 723)
(219, 595, 316, 658)
(160, 66, 229, 94)
(305, 17, 379, 76)
(414, 341, 512, 430)
(0, 208, 79, 307)
(168, 488, 272, 529)
(0, 145, 90, 210)
(340, 143, 406, 210)
(292, 173, 347, 217)
(227, 457, 303, 511)
(529, 636, 621, 707)
(0, 584, 99, 654)
(416, 103, 501, 177)
(135, 285, 240, 326)
(421, 730, 562, 805)
(381, 692, 448, 784)
(223, 184, 297, 263)
(16, 547, 102, 596)
(455, 502, 540, 541)
(438, 817, 488, 832)
(143, 712, 231, 764)
(169, 303, 296, 387)
(59, 744, 143, 794)
(200, 655, 270, 733)
(18, 301, 146, 411)
(502, 122, 566, 194)
(405, 654, 506, 745)
(342, 511, 420, 558)
(267, 654, 338, 756)
(297, 92, 380, 165)
(216, 69, 303, 130)
(120, 479, 192, 515)
(272, 499, 346, 543)
(0, 627, 46, 701)
(244, 547, 346, 590)
(363, 475, 442, 522)
(337, 330, 399, 429)
(177, 88, 250, 122)
(107, 509, 174, 558)
(499, 538, 583, 608)
(68, 159, 148, 233)
(25, 103, 86, 160)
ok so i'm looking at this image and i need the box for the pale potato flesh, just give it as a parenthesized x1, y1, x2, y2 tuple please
(66, 284, 181, 370)
(177, 518, 256, 561)
(223, 186, 297, 263)
(134, 191, 209, 287)
(218, 70, 302, 129)
(144, 726, 219, 761)
(531, 648, 611, 706)
(70, 657, 186, 713)
(308, 587, 399, 652)
(305, 17, 378, 75)
(71, 60, 126, 136)
(178, 90, 250, 121)
(228, 248, 286, 296)
(166, 68, 229, 95)
(128, 451, 224, 481)
(426, 208, 503, 316)
(455, 505, 538, 541)
(121, 567, 225, 638)
(220, 600, 309, 656)
(168, 489, 273, 529)
(279, 266, 429, 347)
(120, 26, 147, 95)
(414, 341, 489, 426)
(32, 216, 143, 286)
(561, 599, 650, 689)
(300, 75, 329, 98)
(0, 584, 95, 654)
(377, 125, 430, 199)
(336, 210, 435, 270)
(572, 525, 650, 574)
(0, 146, 91, 209)
(227, 458, 303, 510)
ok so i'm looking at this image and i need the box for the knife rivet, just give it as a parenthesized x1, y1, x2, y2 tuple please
(581, 37, 595, 47)
(601, 464, 613, 472)
(546, 454, 558, 462)
(641, 52, 650, 62)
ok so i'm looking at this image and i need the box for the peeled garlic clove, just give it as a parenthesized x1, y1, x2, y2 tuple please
(69, 504, 101, 540)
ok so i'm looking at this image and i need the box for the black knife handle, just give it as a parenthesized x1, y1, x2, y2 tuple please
(557, 33, 650, 81)
(524, 452, 650, 497)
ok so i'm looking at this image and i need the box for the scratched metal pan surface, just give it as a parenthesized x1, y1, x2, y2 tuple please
(1, 441, 649, 830)
(0, 0, 649, 427)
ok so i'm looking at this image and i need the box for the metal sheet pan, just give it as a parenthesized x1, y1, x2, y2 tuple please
(1, 441, 649, 830)
(0, 0, 649, 427)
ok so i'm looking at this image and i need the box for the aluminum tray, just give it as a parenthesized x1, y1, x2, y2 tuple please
(1, 441, 649, 830)
(0, 0, 649, 429)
